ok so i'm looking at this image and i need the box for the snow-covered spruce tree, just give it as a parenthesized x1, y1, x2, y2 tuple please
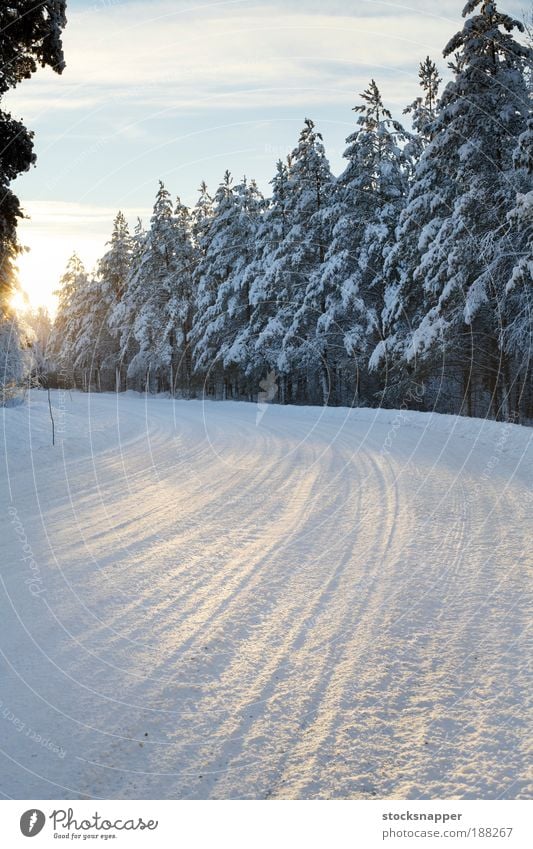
(23, 306, 53, 385)
(111, 217, 145, 381)
(501, 118, 533, 418)
(370, 64, 444, 403)
(51, 254, 92, 389)
(191, 171, 242, 396)
(0, 317, 24, 402)
(0, 1, 67, 392)
(403, 57, 442, 160)
(277, 120, 337, 404)
(201, 177, 264, 398)
(167, 197, 197, 395)
(63, 214, 133, 394)
(98, 212, 132, 304)
(375, 1, 531, 418)
(184, 182, 213, 394)
(72, 229, 134, 396)
(85, 212, 133, 391)
(71, 273, 108, 391)
(247, 120, 334, 403)
(191, 181, 213, 249)
(121, 183, 195, 393)
(311, 82, 409, 406)
(236, 160, 290, 386)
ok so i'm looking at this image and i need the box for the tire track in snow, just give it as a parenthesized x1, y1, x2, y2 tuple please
(1, 394, 530, 800)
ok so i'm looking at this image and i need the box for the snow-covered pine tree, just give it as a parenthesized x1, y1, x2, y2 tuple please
(423, 0, 530, 415)
(99, 212, 132, 302)
(190, 171, 242, 395)
(204, 177, 264, 397)
(72, 221, 134, 395)
(191, 181, 213, 249)
(276, 120, 337, 403)
(0, 313, 24, 401)
(247, 120, 333, 402)
(51, 254, 92, 389)
(314, 82, 408, 405)
(23, 306, 53, 384)
(0, 320, 24, 393)
(237, 160, 291, 386)
(501, 117, 533, 418)
(370, 64, 444, 401)
(88, 212, 133, 391)
(403, 57, 442, 159)
(71, 273, 108, 392)
(111, 217, 145, 380)
(121, 183, 194, 393)
(123, 185, 171, 391)
(375, 1, 531, 417)
(167, 197, 196, 394)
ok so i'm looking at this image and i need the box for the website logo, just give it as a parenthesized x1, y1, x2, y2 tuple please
(20, 809, 46, 837)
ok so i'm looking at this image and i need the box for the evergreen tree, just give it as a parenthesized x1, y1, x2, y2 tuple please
(419, 0, 530, 415)
(111, 217, 146, 381)
(98, 212, 132, 303)
(239, 160, 291, 383)
(88, 212, 133, 390)
(121, 183, 194, 392)
(206, 177, 264, 392)
(404, 57, 442, 157)
(72, 273, 108, 391)
(191, 171, 242, 388)
(0, 317, 24, 399)
(316, 82, 409, 403)
(191, 181, 213, 248)
(375, 1, 531, 417)
(51, 254, 92, 388)
(167, 197, 196, 394)
(501, 118, 533, 417)
(24, 306, 54, 384)
(370, 65, 445, 391)
(278, 120, 336, 400)
(246, 121, 333, 401)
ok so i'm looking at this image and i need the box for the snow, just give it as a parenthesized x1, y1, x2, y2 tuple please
(1, 391, 531, 800)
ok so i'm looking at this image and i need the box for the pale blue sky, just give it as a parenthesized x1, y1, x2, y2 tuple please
(6, 0, 526, 310)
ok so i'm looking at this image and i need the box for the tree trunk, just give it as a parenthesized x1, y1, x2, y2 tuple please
(320, 367, 328, 406)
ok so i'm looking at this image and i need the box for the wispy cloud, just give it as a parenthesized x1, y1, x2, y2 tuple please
(18, 200, 148, 235)
(9, 3, 454, 120)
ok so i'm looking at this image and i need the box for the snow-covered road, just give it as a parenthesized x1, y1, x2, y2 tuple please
(1, 391, 531, 799)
